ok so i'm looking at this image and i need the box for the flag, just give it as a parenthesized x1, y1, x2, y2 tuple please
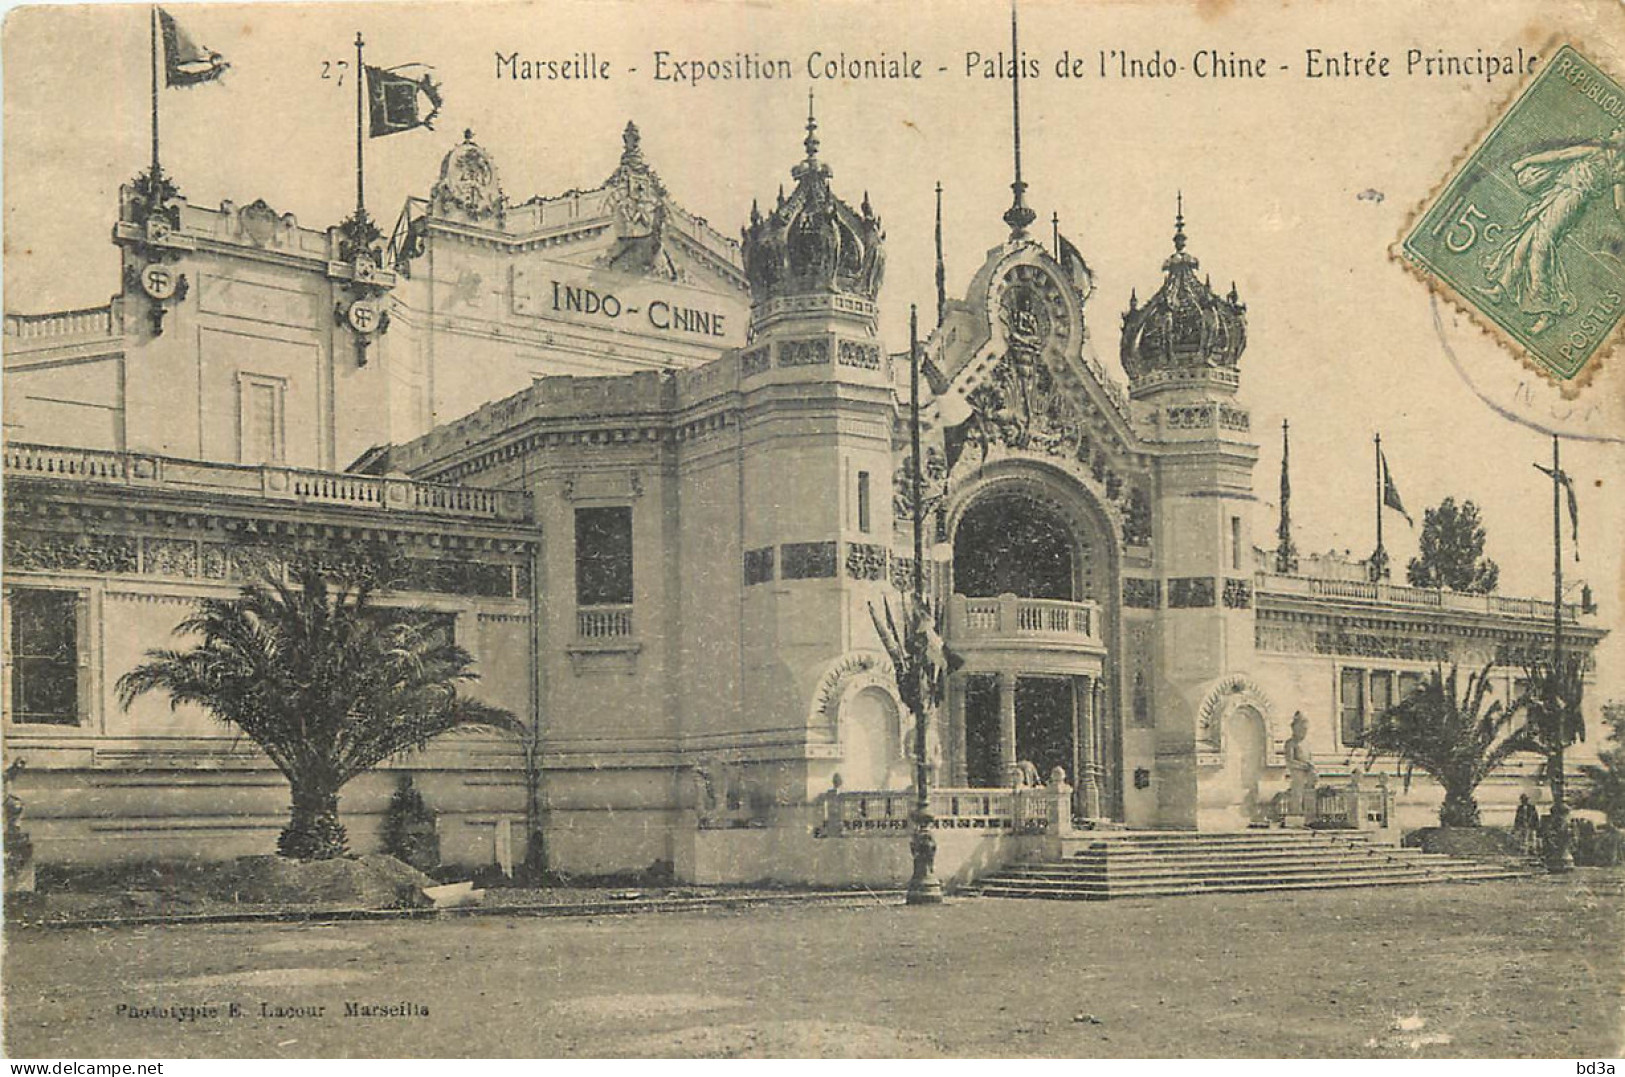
(1535, 462, 1581, 560)
(366, 65, 441, 138)
(158, 8, 229, 87)
(1380, 448, 1412, 527)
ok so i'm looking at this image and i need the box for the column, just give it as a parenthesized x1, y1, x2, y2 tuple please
(1077, 675, 1102, 819)
(997, 671, 1018, 785)
(946, 675, 968, 786)
(1093, 678, 1111, 818)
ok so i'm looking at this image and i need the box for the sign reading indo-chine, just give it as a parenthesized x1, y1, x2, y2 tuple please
(511, 261, 746, 347)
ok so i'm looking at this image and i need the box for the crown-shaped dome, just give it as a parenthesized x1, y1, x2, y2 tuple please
(741, 98, 884, 306)
(1120, 199, 1246, 386)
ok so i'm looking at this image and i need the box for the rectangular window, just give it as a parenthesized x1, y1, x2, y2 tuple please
(1369, 671, 1394, 721)
(239, 374, 286, 465)
(1230, 516, 1242, 571)
(1399, 671, 1423, 700)
(575, 507, 634, 607)
(857, 471, 872, 534)
(7, 589, 80, 725)
(1339, 668, 1366, 747)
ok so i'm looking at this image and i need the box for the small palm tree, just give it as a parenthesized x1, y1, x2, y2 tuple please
(1362, 661, 1528, 828)
(117, 562, 516, 860)
(1515, 652, 1587, 812)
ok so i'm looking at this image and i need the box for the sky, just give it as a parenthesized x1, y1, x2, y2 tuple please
(3, 0, 1622, 697)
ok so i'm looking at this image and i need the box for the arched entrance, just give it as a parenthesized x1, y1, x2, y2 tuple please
(943, 469, 1116, 819)
(842, 686, 901, 791)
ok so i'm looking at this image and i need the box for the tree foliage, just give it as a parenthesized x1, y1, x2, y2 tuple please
(1406, 497, 1500, 594)
(1577, 707, 1625, 827)
(1513, 651, 1588, 810)
(1362, 661, 1527, 827)
(117, 562, 517, 860)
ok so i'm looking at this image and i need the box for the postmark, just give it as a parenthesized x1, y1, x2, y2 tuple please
(1401, 45, 1625, 397)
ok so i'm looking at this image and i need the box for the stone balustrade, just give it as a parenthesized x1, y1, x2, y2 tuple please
(576, 605, 634, 639)
(5, 305, 119, 340)
(823, 783, 1073, 836)
(3, 442, 532, 524)
(948, 593, 1102, 646)
(1255, 571, 1581, 623)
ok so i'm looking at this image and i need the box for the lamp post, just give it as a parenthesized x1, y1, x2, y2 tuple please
(906, 303, 944, 905)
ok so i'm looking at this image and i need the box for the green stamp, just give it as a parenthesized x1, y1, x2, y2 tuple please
(1402, 45, 1625, 390)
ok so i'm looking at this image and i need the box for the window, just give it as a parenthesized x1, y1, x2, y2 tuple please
(857, 471, 872, 534)
(239, 373, 286, 465)
(1399, 671, 1423, 700)
(1369, 671, 1393, 721)
(1339, 667, 1366, 746)
(1230, 516, 1242, 571)
(6, 589, 80, 725)
(575, 507, 633, 607)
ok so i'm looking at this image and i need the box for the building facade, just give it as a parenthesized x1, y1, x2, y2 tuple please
(3, 115, 1607, 882)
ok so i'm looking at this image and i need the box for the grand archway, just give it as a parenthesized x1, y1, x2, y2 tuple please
(942, 463, 1119, 820)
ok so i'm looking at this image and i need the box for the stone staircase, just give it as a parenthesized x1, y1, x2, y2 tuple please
(971, 829, 1536, 901)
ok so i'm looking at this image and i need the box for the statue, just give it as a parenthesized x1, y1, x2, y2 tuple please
(1281, 711, 1318, 819)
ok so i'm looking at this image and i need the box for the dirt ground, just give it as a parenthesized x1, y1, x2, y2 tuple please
(4, 872, 1622, 1058)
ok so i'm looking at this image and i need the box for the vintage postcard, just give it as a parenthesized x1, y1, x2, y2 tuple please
(2, 0, 1622, 1063)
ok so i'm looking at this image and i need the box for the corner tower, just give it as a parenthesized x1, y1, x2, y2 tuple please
(730, 98, 898, 805)
(1121, 199, 1263, 829)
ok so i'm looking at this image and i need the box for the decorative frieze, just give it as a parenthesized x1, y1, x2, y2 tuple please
(1123, 578, 1160, 609)
(740, 346, 771, 377)
(743, 546, 775, 586)
(142, 537, 198, 578)
(837, 340, 881, 371)
(1218, 404, 1250, 432)
(1315, 631, 1449, 662)
(781, 541, 837, 580)
(1222, 577, 1252, 609)
(1167, 576, 1216, 609)
(844, 542, 887, 582)
(1166, 404, 1214, 430)
(7, 526, 527, 600)
(778, 338, 830, 367)
(5, 530, 138, 574)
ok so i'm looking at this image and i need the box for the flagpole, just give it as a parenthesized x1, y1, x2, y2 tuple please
(906, 302, 943, 907)
(1374, 433, 1384, 581)
(1552, 432, 1565, 811)
(355, 32, 366, 224)
(150, 6, 161, 194)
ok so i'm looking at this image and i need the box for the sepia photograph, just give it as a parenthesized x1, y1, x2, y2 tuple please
(1, 0, 1622, 1060)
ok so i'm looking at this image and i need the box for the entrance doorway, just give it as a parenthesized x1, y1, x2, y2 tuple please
(961, 674, 1077, 788)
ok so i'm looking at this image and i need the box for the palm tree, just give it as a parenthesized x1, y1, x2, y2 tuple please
(1362, 661, 1528, 828)
(117, 562, 516, 860)
(1514, 652, 1587, 812)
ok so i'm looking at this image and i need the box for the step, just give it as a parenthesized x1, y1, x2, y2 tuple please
(974, 871, 1527, 901)
(976, 865, 1529, 893)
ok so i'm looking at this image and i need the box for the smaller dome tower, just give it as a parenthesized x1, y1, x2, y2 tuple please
(1119, 196, 1247, 401)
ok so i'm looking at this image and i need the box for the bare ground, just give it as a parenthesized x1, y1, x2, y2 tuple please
(4, 871, 1622, 1058)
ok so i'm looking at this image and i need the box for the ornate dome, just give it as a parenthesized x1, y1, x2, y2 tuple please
(741, 99, 884, 305)
(1119, 199, 1246, 384)
(430, 129, 506, 224)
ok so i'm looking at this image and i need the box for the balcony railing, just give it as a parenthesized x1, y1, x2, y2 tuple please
(3, 443, 532, 523)
(1255, 572, 1581, 623)
(947, 593, 1102, 647)
(822, 784, 1073, 836)
(577, 605, 634, 639)
(5, 305, 119, 341)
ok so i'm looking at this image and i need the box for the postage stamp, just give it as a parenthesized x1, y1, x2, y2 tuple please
(1401, 44, 1625, 395)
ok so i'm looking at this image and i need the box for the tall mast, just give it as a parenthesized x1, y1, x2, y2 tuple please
(934, 181, 946, 327)
(150, 6, 161, 194)
(1001, 3, 1034, 239)
(354, 32, 366, 223)
(1374, 433, 1385, 580)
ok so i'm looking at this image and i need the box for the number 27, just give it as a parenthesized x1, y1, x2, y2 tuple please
(321, 60, 350, 86)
